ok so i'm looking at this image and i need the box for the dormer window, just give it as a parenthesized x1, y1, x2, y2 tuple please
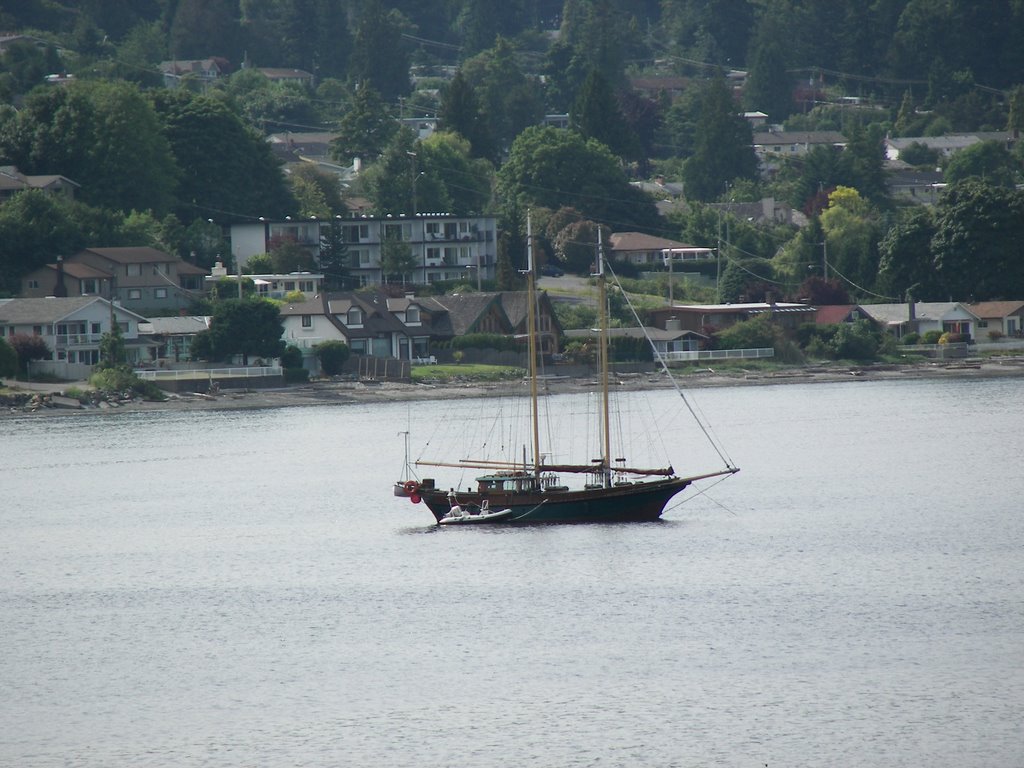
(406, 306, 420, 323)
(347, 307, 363, 326)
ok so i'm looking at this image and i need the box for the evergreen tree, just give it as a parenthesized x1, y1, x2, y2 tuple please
(349, 0, 411, 102)
(683, 77, 758, 202)
(438, 70, 495, 161)
(570, 69, 638, 160)
(319, 221, 350, 290)
(329, 83, 396, 164)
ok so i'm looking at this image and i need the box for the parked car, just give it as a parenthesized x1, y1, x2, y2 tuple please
(540, 264, 564, 277)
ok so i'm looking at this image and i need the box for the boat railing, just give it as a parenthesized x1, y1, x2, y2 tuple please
(664, 347, 775, 362)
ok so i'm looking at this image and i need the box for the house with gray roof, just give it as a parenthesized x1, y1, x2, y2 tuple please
(0, 165, 79, 202)
(860, 302, 979, 340)
(0, 296, 150, 380)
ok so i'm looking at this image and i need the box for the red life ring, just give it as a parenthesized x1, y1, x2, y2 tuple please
(410, 493, 421, 504)
(403, 480, 420, 495)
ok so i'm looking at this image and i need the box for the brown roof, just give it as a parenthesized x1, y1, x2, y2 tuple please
(609, 232, 707, 253)
(966, 301, 1024, 319)
(78, 246, 179, 264)
(45, 262, 110, 279)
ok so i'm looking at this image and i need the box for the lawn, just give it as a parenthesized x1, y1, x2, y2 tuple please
(411, 363, 525, 383)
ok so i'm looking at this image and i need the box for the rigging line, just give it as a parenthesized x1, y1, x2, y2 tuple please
(663, 473, 739, 517)
(605, 258, 737, 470)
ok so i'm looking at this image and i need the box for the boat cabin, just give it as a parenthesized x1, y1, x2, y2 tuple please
(476, 472, 540, 494)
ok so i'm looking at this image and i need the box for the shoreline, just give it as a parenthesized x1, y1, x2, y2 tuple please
(4, 356, 1024, 418)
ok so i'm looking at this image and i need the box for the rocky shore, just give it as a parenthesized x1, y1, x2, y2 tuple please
(4, 356, 1024, 419)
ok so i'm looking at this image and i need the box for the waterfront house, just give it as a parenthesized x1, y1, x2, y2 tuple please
(860, 302, 980, 341)
(0, 296, 149, 380)
(966, 301, 1024, 339)
(648, 302, 817, 334)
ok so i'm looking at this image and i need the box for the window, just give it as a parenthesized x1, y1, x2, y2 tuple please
(301, 315, 312, 328)
(155, 288, 168, 299)
(384, 223, 404, 241)
(127, 264, 142, 277)
(299, 281, 313, 292)
(347, 308, 363, 326)
(91, 322, 101, 334)
(127, 289, 142, 300)
(81, 279, 98, 294)
(344, 224, 368, 242)
(406, 306, 420, 323)
(33, 325, 42, 335)
(426, 247, 441, 262)
(426, 222, 441, 238)
(28, 279, 39, 289)
(284, 281, 296, 291)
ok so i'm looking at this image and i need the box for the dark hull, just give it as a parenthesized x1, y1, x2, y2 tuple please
(417, 477, 692, 524)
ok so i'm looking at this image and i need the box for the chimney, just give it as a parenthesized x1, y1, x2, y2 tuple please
(53, 255, 68, 297)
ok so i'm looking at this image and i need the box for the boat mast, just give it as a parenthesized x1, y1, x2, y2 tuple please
(526, 213, 541, 477)
(597, 229, 611, 487)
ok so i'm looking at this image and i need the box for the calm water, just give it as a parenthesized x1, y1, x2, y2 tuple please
(2, 377, 1022, 767)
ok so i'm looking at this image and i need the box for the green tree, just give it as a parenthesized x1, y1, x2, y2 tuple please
(152, 90, 295, 222)
(169, 0, 240, 61)
(877, 207, 939, 300)
(191, 299, 286, 364)
(1, 80, 179, 215)
(931, 180, 1024, 300)
(462, 37, 544, 152)
(0, 191, 83, 294)
(348, 0, 411, 102)
(380, 233, 417, 283)
(329, 82, 396, 164)
(318, 221, 350, 290)
(269, 238, 316, 273)
(98, 323, 126, 368)
(570, 69, 638, 160)
(944, 140, 1021, 188)
(438, 69, 495, 160)
(417, 131, 494, 215)
(819, 187, 882, 293)
(288, 164, 344, 218)
(498, 126, 661, 230)
(314, 339, 350, 375)
(0, 336, 16, 377)
(553, 219, 607, 275)
(683, 77, 758, 202)
(743, 39, 792, 122)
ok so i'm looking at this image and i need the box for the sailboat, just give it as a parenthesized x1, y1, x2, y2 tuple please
(395, 219, 738, 524)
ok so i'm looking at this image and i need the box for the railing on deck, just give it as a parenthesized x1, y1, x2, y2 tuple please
(134, 366, 282, 381)
(664, 347, 775, 362)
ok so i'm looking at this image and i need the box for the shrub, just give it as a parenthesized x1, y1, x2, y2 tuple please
(452, 333, 518, 352)
(283, 366, 309, 383)
(921, 330, 943, 344)
(902, 332, 921, 345)
(314, 340, 350, 375)
(0, 337, 17, 377)
(8, 333, 51, 374)
(88, 364, 166, 401)
(987, 329, 1004, 341)
(280, 344, 303, 368)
